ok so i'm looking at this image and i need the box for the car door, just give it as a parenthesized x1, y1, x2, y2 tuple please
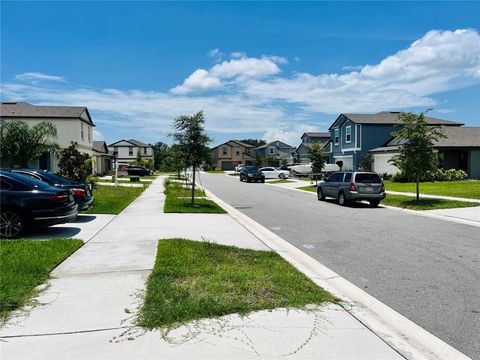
(326, 172, 344, 196)
(261, 167, 274, 179)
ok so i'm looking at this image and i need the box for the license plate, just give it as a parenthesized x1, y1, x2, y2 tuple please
(365, 187, 374, 192)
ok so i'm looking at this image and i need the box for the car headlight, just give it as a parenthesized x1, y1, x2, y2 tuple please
(247, 173, 253, 177)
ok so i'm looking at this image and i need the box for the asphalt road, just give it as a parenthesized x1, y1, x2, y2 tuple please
(199, 173, 480, 359)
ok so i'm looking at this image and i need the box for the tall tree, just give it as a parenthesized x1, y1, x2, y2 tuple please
(389, 111, 445, 200)
(171, 111, 211, 205)
(308, 143, 326, 181)
(238, 139, 267, 148)
(0, 120, 59, 167)
(152, 141, 169, 170)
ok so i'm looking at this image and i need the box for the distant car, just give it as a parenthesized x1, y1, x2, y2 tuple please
(235, 164, 245, 172)
(0, 170, 78, 238)
(289, 163, 340, 177)
(316, 171, 386, 207)
(127, 165, 152, 176)
(259, 167, 290, 179)
(10, 169, 94, 211)
(239, 166, 265, 183)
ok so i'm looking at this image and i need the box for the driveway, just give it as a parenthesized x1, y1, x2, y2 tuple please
(199, 173, 480, 359)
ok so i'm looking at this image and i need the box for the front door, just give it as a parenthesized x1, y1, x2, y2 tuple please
(459, 151, 468, 172)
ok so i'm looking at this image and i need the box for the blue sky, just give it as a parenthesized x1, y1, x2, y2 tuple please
(1, 1, 479, 146)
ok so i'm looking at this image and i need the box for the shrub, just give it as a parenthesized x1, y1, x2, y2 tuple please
(393, 168, 468, 182)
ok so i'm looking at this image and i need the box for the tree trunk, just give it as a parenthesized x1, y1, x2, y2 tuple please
(191, 165, 196, 206)
(416, 177, 420, 201)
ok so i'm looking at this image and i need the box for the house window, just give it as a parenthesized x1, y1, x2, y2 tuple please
(87, 126, 91, 142)
(143, 147, 147, 155)
(113, 147, 118, 156)
(246, 148, 250, 155)
(345, 126, 351, 143)
(81, 123, 84, 140)
(129, 147, 133, 156)
(269, 148, 275, 155)
(334, 129, 339, 145)
(235, 147, 241, 156)
(222, 147, 228, 155)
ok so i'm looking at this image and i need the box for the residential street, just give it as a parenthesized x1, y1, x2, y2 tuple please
(199, 173, 480, 359)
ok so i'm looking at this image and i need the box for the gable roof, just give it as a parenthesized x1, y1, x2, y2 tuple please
(329, 111, 463, 129)
(0, 101, 95, 126)
(256, 140, 295, 150)
(211, 140, 256, 150)
(301, 132, 330, 139)
(108, 139, 152, 147)
(93, 141, 108, 153)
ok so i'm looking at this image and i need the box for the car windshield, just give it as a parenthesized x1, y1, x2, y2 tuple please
(245, 166, 260, 173)
(355, 173, 382, 184)
(2, 171, 51, 189)
(42, 171, 72, 184)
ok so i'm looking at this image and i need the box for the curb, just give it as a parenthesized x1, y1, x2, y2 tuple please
(203, 187, 471, 360)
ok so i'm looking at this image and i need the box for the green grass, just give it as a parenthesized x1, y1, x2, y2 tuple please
(268, 179, 295, 184)
(206, 170, 224, 174)
(138, 239, 335, 329)
(296, 185, 317, 192)
(382, 194, 479, 210)
(0, 238, 83, 321)
(83, 185, 145, 214)
(228, 173, 240, 176)
(164, 196, 227, 213)
(164, 181, 205, 197)
(384, 180, 480, 199)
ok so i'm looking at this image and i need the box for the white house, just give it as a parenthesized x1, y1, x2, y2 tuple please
(0, 102, 95, 172)
(108, 139, 154, 167)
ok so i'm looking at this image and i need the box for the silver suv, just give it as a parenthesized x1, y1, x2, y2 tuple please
(317, 172, 386, 207)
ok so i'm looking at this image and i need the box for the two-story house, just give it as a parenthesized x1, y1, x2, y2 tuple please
(211, 140, 255, 170)
(328, 111, 463, 171)
(108, 139, 154, 167)
(255, 140, 296, 165)
(0, 102, 95, 171)
(295, 132, 331, 163)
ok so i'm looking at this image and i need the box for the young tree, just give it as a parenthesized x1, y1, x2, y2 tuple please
(152, 141, 169, 170)
(167, 144, 186, 178)
(171, 111, 211, 205)
(135, 149, 143, 165)
(358, 154, 374, 171)
(57, 144, 92, 183)
(389, 111, 445, 200)
(308, 143, 326, 182)
(0, 120, 59, 167)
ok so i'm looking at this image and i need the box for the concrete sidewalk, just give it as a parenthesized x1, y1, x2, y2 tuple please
(1, 176, 402, 359)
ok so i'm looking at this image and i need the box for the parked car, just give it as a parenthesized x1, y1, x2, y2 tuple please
(10, 169, 94, 211)
(317, 171, 386, 207)
(239, 166, 265, 183)
(127, 165, 152, 176)
(235, 164, 245, 172)
(290, 163, 340, 177)
(0, 170, 78, 238)
(259, 167, 290, 179)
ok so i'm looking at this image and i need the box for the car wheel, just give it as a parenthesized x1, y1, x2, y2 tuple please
(246, 178, 251, 183)
(0, 210, 24, 239)
(291, 170, 298, 177)
(317, 188, 325, 201)
(338, 192, 347, 206)
(261, 179, 265, 183)
(279, 173, 285, 179)
(369, 199, 380, 207)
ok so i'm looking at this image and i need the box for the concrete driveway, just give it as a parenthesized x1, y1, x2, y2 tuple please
(25, 214, 115, 242)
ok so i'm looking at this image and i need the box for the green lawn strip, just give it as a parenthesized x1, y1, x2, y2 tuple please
(206, 170, 224, 174)
(296, 185, 317, 192)
(384, 180, 480, 199)
(163, 195, 226, 213)
(268, 179, 295, 184)
(83, 185, 145, 214)
(0, 238, 83, 321)
(164, 182, 205, 197)
(138, 239, 336, 329)
(382, 194, 479, 210)
(228, 173, 240, 176)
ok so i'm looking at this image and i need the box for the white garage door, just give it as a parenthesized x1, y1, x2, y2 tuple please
(373, 153, 400, 175)
(334, 156, 353, 171)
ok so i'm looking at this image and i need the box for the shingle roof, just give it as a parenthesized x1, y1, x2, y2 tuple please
(210, 140, 256, 149)
(127, 139, 151, 147)
(302, 132, 330, 138)
(256, 140, 295, 150)
(330, 111, 463, 129)
(0, 102, 94, 125)
(93, 141, 107, 153)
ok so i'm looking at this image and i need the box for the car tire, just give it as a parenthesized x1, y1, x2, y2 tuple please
(0, 210, 24, 239)
(338, 192, 347, 206)
(369, 199, 380, 207)
(317, 188, 325, 201)
(246, 178, 251, 183)
(291, 170, 298, 177)
(279, 173, 285, 179)
(261, 179, 265, 183)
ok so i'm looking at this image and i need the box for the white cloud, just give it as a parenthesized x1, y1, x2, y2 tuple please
(170, 69, 222, 94)
(262, 124, 320, 146)
(15, 72, 66, 83)
(207, 48, 224, 62)
(93, 129, 105, 141)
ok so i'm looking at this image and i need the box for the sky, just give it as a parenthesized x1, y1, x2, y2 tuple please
(1, 1, 479, 147)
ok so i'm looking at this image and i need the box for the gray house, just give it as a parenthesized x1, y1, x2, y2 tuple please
(370, 126, 480, 178)
(327, 111, 463, 171)
(296, 132, 331, 163)
(256, 140, 296, 165)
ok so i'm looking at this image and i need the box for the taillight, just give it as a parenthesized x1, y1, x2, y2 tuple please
(381, 182, 385, 192)
(73, 188, 86, 197)
(51, 194, 69, 203)
(349, 182, 357, 191)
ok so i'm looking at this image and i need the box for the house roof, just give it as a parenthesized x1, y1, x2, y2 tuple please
(370, 126, 480, 152)
(108, 139, 152, 147)
(211, 140, 256, 150)
(0, 101, 95, 126)
(93, 141, 108, 153)
(301, 132, 330, 139)
(329, 111, 463, 129)
(256, 140, 295, 150)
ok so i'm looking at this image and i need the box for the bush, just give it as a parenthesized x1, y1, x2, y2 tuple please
(392, 168, 468, 182)
(57, 144, 92, 183)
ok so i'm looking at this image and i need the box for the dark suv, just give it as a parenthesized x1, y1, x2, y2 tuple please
(317, 171, 385, 207)
(128, 165, 152, 176)
(239, 166, 265, 183)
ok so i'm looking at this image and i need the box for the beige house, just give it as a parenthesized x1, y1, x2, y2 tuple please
(211, 140, 255, 170)
(92, 141, 114, 175)
(0, 102, 95, 172)
(108, 139, 154, 167)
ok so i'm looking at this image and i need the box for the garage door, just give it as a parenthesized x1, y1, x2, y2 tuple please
(221, 161, 235, 170)
(334, 156, 353, 171)
(373, 153, 399, 175)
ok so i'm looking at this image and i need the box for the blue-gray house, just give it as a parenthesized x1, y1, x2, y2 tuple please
(295, 132, 331, 163)
(256, 140, 296, 165)
(327, 112, 463, 171)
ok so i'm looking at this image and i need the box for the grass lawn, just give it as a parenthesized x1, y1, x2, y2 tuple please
(384, 180, 480, 199)
(138, 239, 335, 329)
(228, 173, 240, 176)
(296, 185, 317, 192)
(206, 170, 224, 174)
(83, 185, 145, 214)
(0, 238, 83, 321)
(268, 179, 295, 184)
(382, 194, 479, 210)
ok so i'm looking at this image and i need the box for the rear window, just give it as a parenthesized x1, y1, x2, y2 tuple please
(355, 173, 382, 184)
(43, 172, 72, 184)
(4, 172, 51, 189)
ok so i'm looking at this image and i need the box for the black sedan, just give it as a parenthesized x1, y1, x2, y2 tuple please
(127, 165, 152, 176)
(239, 166, 265, 183)
(0, 170, 78, 238)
